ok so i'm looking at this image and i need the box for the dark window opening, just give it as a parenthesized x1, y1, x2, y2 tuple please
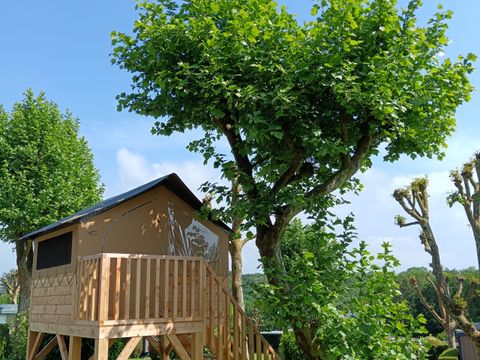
(36, 232, 73, 270)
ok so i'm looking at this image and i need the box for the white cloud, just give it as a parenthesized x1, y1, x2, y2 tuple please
(112, 147, 224, 198)
(340, 166, 479, 272)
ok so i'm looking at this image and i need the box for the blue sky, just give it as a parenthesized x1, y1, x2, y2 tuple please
(0, 0, 479, 275)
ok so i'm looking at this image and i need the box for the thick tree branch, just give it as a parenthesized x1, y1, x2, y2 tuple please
(398, 221, 420, 228)
(411, 277, 444, 325)
(283, 132, 373, 218)
(214, 117, 254, 183)
(466, 281, 478, 306)
(271, 149, 303, 194)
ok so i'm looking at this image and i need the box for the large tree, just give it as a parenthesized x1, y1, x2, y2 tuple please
(257, 218, 427, 359)
(112, 0, 474, 357)
(0, 90, 104, 312)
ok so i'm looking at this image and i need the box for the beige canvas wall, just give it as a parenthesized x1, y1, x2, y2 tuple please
(76, 186, 229, 276)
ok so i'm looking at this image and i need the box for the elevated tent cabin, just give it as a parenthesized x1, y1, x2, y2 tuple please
(23, 173, 278, 360)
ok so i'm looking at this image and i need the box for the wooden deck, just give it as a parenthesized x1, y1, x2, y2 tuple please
(27, 253, 278, 360)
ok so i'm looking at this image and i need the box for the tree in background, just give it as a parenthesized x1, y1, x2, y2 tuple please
(112, 0, 474, 357)
(255, 217, 427, 359)
(397, 267, 480, 340)
(0, 270, 19, 305)
(396, 267, 445, 336)
(448, 153, 480, 270)
(394, 177, 480, 348)
(0, 90, 104, 312)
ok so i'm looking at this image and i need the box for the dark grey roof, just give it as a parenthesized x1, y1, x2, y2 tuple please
(20, 173, 230, 240)
(0, 304, 18, 315)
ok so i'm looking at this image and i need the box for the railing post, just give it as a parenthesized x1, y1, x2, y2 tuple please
(199, 260, 207, 323)
(98, 254, 110, 324)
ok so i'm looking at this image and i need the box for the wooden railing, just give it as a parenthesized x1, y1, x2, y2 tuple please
(204, 262, 278, 360)
(75, 253, 278, 359)
(76, 254, 204, 324)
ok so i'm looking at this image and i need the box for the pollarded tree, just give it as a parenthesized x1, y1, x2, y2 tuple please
(112, 0, 474, 357)
(448, 153, 480, 270)
(0, 270, 19, 305)
(0, 90, 104, 312)
(394, 178, 480, 348)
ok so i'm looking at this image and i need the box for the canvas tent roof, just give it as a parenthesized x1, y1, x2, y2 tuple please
(20, 173, 230, 241)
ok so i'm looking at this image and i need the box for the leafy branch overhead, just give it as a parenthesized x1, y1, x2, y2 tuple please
(112, 0, 475, 228)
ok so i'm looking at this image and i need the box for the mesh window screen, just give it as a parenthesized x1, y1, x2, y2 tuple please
(36, 232, 73, 270)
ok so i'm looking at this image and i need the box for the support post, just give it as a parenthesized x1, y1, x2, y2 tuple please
(57, 335, 68, 360)
(68, 336, 82, 360)
(93, 339, 109, 360)
(191, 332, 204, 360)
(27, 331, 43, 360)
(98, 254, 111, 324)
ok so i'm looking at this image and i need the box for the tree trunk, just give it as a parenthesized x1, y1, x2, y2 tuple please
(256, 222, 330, 360)
(294, 327, 327, 360)
(446, 320, 457, 349)
(229, 237, 245, 309)
(15, 239, 33, 312)
(473, 227, 480, 272)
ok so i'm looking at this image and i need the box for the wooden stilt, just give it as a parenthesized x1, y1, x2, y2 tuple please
(27, 331, 43, 360)
(93, 339, 109, 360)
(68, 336, 82, 360)
(56, 335, 68, 360)
(191, 332, 204, 360)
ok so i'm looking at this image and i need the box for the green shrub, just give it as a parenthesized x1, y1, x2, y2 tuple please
(4, 312, 28, 360)
(422, 336, 448, 360)
(279, 331, 307, 360)
(438, 348, 459, 360)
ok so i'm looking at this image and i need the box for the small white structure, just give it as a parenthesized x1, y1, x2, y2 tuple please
(0, 304, 18, 324)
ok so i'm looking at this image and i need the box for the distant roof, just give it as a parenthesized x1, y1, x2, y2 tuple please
(0, 304, 18, 315)
(20, 173, 231, 240)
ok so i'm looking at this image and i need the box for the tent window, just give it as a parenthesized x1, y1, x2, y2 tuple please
(36, 232, 72, 270)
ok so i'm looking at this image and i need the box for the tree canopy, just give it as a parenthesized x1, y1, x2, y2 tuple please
(112, 1, 475, 357)
(0, 89, 104, 310)
(112, 0, 474, 228)
(0, 90, 103, 241)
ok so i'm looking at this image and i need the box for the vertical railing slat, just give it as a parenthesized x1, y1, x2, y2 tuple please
(145, 258, 151, 319)
(86, 260, 92, 321)
(209, 270, 214, 350)
(155, 258, 160, 319)
(233, 302, 239, 360)
(190, 260, 195, 318)
(217, 278, 223, 360)
(248, 321, 254, 360)
(98, 255, 111, 322)
(241, 313, 246, 360)
(125, 258, 131, 320)
(182, 260, 187, 318)
(164, 259, 169, 318)
(135, 258, 141, 319)
(91, 259, 98, 321)
(114, 258, 121, 320)
(173, 259, 178, 318)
